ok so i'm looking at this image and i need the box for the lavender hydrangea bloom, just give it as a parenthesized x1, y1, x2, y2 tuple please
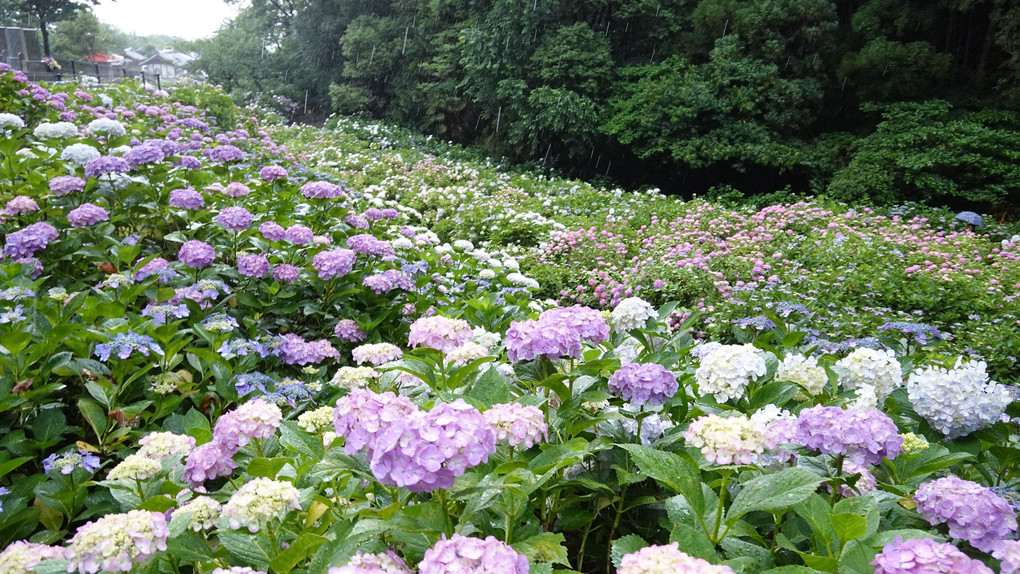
(140, 303, 190, 325)
(286, 224, 314, 244)
(4, 222, 58, 258)
(238, 254, 270, 278)
(207, 144, 247, 162)
(0, 541, 69, 573)
(169, 187, 204, 210)
(505, 316, 582, 363)
(484, 403, 547, 448)
(277, 333, 340, 365)
(42, 449, 101, 475)
(174, 156, 202, 170)
(328, 550, 413, 574)
(135, 257, 176, 282)
(221, 340, 272, 360)
(609, 363, 678, 406)
(260, 165, 288, 181)
(274, 264, 299, 283)
(123, 144, 165, 168)
(313, 248, 357, 280)
(84, 155, 130, 178)
(872, 537, 992, 574)
(333, 390, 419, 453)
(794, 406, 903, 466)
(419, 535, 529, 574)
(223, 182, 250, 197)
(215, 206, 253, 231)
(994, 540, 1020, 574)
(230, 371, 275, 394)
(182, 442, 238, 487)
(914, 476, 1018, 552)
(213, 398, 283, 450)
(94, 331, 164, 361)
(3, 195, 39, 215)
(347, 234, 395, 257)
(49, 175, 86, 196)
(67, 203, 109, 227)
(178, 240, 215, 268)
(362, 269, 414, 294)
(260, 221, 286, 241)
(344, 214, 370, 229)
(540, 306, 610, 345)
(67, 510, 168, 573)
(334, 319, 367, 343)
(301, 180, 343, 199)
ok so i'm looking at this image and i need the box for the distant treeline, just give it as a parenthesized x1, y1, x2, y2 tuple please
(194, 0, 1020, 213)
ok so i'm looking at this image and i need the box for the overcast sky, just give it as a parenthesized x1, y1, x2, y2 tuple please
(92, 0, 242, 41)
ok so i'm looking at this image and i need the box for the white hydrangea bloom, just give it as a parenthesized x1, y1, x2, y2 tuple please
(906, 359, 1013, 438)
(60, 143, 101, 164)
(836, 348, 901, 401)
(690, 341, 723, 360)
(87, 118, 127, 137)
(777, 353, 828, 397)
(298, 406, 335, 434)
(695, 344, 767, 403)
(391, 237, 414, 250)
(471, 327, 501, 349)
(107, 454, 162, 481)
(223, 478, 301, 532)
(479, 269, 496, 280)
(0, 113, 25, 130)
(33, 121, 78, 139)
(329, 366, 380, 389)
(171, 496, 221, 532)
(445, 342, 489, 366)
(611, 297, 657, 333)
(452, 239, 474, 251)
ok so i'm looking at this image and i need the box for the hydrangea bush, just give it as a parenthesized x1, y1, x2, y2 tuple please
(0, 70, 1018, 574)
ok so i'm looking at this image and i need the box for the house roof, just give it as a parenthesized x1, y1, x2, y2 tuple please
(85, 52, 123, 63)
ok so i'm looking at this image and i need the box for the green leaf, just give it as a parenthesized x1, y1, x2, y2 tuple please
(617, 444, 697, 494)
(78, 397, 108, 439)
(269, 532, 328, 574)
(726, 467, 822, 522)
(720, 537, 773, 571)
(220, 530, 275, 570)
(468, 366, 512, 406)
(610, 534, 647, 569)
(247, 457, 291, 478)
(669, 523, 716, 560)
(280, 420, 325, 459)
(513, 532, 570, 566)
(33, 408, 68, 444)
(761, 567, 826, 573)
(0, 456, 32, 479)
(830, 513, 868, 543)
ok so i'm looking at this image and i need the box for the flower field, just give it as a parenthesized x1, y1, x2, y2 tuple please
(1, 66, 1019, 574)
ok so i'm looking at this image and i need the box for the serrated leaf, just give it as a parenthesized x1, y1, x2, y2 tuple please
(618, 444, 697, 494)
(669, 523, 716, 559)
(269, 532, 328, 573)
(468, 366, 512, 406)
(219, 530, 275, 570)
(727, 467, 822, 522)
(513, 532, 570, 566)
(280, 420, 325, 459)
(610, 534, 647, 569)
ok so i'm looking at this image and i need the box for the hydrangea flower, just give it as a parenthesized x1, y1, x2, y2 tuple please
(0, 541, 68, 574)
(541, 305, 610, 345)
(301, 180, 344, 199)
(123, 144, 165, 168)
(137, 431, 196, 460)
(445, 342, 490, 366)
(298, 406, 336, 434)
(794, 406, 903, 466)
(313, 248, 357, 279)
(872, 537, 992, 574)
(993, 540, 1020, 574)
(50, 175, 86, 196)
(260, 221, 286, 241)
(135, 257, 176, 282)
(94, 331, 163, 361)
(274, 264, 299, 283)
(611, 297, 657, 333)
(408, 315, 473, 353)
(836, 348, 901, 402)
(238, 253, 270, 277)
(182, 442, 237, 487)
(695, 344, 767, 403)
(329, 366, 380, 389)
(207, 144, 247, 162)
(914, 475, 1017, 552)
(286, 224, 314, 244)
(42, 449, 101, 475)
(328, 550, 413, 574)
(60, 143, 101, 164)
(418, 534, 529, 574)
(776, 353, 828, 397)
(223, 478, 301, 532)
(836, 460, 877, 497)
(4, 221, 58, 258)
(34, 121, 78, 139)
(0, 112, 26, 130)
(223, 182, 251, 197)
(169, 187, 204, 210)
(215, 206, 253, 231)
(335, 319, 368, 343)
(178, 240, 216, 268)
(618, 543, 734, 574)
(277, 333, 340, 365)
(352, 342, 403, 366)
(3, 195, 39, 215)
(107, 454, 161, 481)
(67, 510, 168, 573)
(84, 155, 130, 178)
(609, 363, 678, 406)
(202, 312, 240, 332)
(140, 302, 190, 325)
(685, 413, 768, 465)
(505, 316, 582, 363)
(906, 359, 1012, 438)
(213, 398, 283, 450)
(484, 403, 547, 448)
(67, 203, 109, 227)
(347, 234, 395, 257)
(86, 117, 127, 137)
(260, 165, 288, 181)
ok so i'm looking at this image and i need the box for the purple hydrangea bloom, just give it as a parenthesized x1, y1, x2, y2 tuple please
(259, 221, 286, 241)
(872, 537, 992, 574)
(277, 333, 340, 365)
(609, 363, 679, 406)
(207, 144, 247, 162)
(123, 144, 165, 168)
(313, 248, 356, 280)
(220, 340, 272, 361)
(408, 315, 473, 353)
(347, 234, 395, 257)
(362, 269, 414, 294)
(84, 155, 130, 178)
(794, 406, 903, 466)
(3, 195, 39, 215)
(334, 319, 367, 343)
(94, 331, 164, 361)
(49, 175, 86, 196)
(135, 257, 177, 282)
(223, 182, 250, 197)
(914, 476, 1018, 552)
(140, 303, 190, 325)
(344, 214, 370, 229)
(260, 165, 288, 181)
(42, 449, 101, 475)
(178, 240, 216, 268)
(213, 398, 283, 450)
(4, 222, 58, 258)
(505, 316, 582, 363)
(237, 254, 270, 278)
(419, 535, 529, 574)
(540, 306, 610, 345)
(169, 187, 204, 210)
(285, 224, 313, 244)
(230, 371, 275, 394)
(67, 203, 109, 228)
(273, 264, 299, 284)
(328, 550, 413, 574)
(173, 156, 202, 170)
(215, 206, 253, 231)
(182, 442, 238, 487)
(301, 180, 343, 199)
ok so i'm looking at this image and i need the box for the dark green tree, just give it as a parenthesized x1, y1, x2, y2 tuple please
(13, 0, 100, 57)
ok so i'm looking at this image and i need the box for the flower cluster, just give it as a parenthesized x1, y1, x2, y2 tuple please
(298, 406, 336, 433)
(4, 221, 58, 258)
(418, 534, 529, 574)
(484, 403, 547, 448)
(994, 540, 1020, 574)
(352, 342, 402, 365)
(906, 359, 1013, 438)
(327, 550, 414, 574)
(872, 537, 992, 574)
(213, 398, 284, 450)
(107, 454, 161, 481)
(618, 543, 735, 574)
(223, 477, 302, 532)
(171, 496, 221, 532)
(542, 305, 610, 345)
(313, 248, 357, 279)
(776, 353, 828, 397)
(611, 297, 657, 333)
(42, 449, 101, 475)
(178, 240, 216, 268)
(334, 319, 368, 342)
(277, 333, 340, 365)
(67, 510, 169, 573)
(836, 348, 901, 402)
(608, 362, 678, 406)
(913, 475, 1017, 552)
(695, 344, 767, 403)
(408, 315, 473, 353)
(684, 414, 768, 465)
(794, 406, 903, 466)
(0, 542, 67, 574)
(329, 366, 380, 388)
(94, 331, 163, 361)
